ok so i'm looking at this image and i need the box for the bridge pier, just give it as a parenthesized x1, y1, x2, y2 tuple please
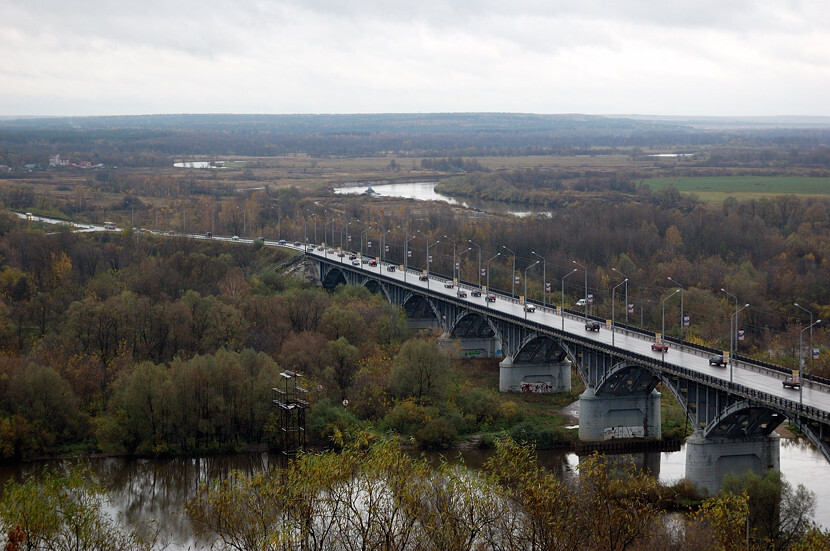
(684, 430, 780, 496)
(578, 387, 661, 442)
(498, 355, 571, 393)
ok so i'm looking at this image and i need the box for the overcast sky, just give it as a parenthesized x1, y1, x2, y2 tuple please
(2, 1, 829, 117)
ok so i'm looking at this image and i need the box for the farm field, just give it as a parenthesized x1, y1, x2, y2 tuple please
(641, 176, 830, 202)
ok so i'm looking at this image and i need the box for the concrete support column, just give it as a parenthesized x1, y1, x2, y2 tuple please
(578, 387, 661, 441)
(684, 430, 780, 496)
(499, 355, 571, 393)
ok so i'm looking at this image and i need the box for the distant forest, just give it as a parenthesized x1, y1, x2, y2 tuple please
(2, 113, 830, 167)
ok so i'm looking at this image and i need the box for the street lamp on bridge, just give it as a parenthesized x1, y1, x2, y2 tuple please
(572, 260, 587, 320)
(468, 239, 482, 288)
(486, 253, 500, 306)
(444, 235, 457, 282)
(502, 245, 516, 298)
(612, 278, 628, 347)
(661, 289, 681, 363)
(799, 318, 821, 404)
(531, 250, 546, 308)
(612, 268, 629, 326)
(562, 268, 578, 331)
(730, 303, 750, 383)
(524, 260, 540, 318)
(668, 277, 686, 340)
(795, 302, 817, 381)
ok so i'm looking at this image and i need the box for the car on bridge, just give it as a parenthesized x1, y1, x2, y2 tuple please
(444, 281, 454, 288)
(524, 303, 536, 313)
(232, 235, 240, 241)
(783, 373, 801, 389)
(585, 320, 601, 331)
(709, 355, 727, 367)
(349, 254, 357, 260)
(486, 294, 496, 302)
(471, 289, 482, 297)
(457, 289, 467, 298)
(577, 298, 588, 306)
(386, 265, 396, 271)
(279, 239, 287, 245)
(362, 257, 370, 264)
(419, 274, 428, 281)
(369, 259, 378, 266)
(352, 259, 360, 266)
(651, 341, 669, 352)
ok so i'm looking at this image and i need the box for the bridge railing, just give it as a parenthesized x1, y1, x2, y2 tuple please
(315, 252, 830, 401)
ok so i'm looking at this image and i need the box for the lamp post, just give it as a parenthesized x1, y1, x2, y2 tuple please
(502, 245, 516, 298)
(562, 268, 578, 330)
(468, 239, 482, 288)
(360, 226, 371, 257)
(524, 261, 540, 317)
(459, 247, 472, 283)
(668, 277, 685, 340)
(426, 238, 440, 280)
(799, 319, 822, 404)
(730, 304, 750, 382)
(531, 250, 546, 308)
(612, 278, 628, 347)
(721, 288, 739, 358)
(524, 261, 540, 316)
(661, 289, 681, 362)
(794, 303, 816, 376)
(404, 234, 416, 280)
(486, 253, 500, 306)
(612, 267, 629, 326)
(573, 260, 587, 320)
(381, 228, 391, 263)
(444, 235, 457, 282)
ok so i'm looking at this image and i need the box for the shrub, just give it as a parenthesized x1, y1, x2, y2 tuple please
(416, 417, 457, 450)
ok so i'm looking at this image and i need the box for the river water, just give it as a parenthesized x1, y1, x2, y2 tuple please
(334, 181, 548, 217)
(0, 436, 827, 548)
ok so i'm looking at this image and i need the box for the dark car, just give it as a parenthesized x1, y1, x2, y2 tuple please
(457, 289, 467, 298)
(651, 341, 669, 352)
(349, 254, 357, 260)
(369, 259, 378, 266)
(471, 289, 482, 297)
(782, 373, 801, 389)
(419, 274, 429, 281)
(585, 321, 601, 331)
(709, 355, 727, 367)
(386, 265, 396, 271)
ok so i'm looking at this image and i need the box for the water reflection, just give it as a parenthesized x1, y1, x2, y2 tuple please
(334, 182, 550, 217)
(1, 437, 827, 549)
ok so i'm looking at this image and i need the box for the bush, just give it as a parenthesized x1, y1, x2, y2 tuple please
(382, 399, 431, 436)
(416, 417, 457, 450)
(508, 421, 565, 449)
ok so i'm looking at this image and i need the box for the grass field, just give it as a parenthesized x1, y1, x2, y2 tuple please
(641, 176, 830, 203)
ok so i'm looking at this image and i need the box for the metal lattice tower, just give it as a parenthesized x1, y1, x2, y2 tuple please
(273, 370, 308, 456)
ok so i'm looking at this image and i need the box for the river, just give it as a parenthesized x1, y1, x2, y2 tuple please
(1, 436, 827, 548)
(334, 181, 549, 217)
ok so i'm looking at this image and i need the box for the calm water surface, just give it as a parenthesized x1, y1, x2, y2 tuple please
(1, 437, 827, 549)
(334, 182, 549, 217)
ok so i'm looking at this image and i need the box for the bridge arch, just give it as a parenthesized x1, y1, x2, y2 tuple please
(321, 266, 348, 289)
(703, 400, 784, 439)
(363, 278, 391, 303)
(402, 293, 440, 324)
(513, 334, 567, 364)
(594, 361, 660, 396)
(449, 311, 500, 341)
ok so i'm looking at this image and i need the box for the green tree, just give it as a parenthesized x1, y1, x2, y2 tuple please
(390, 338, 449, 403)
